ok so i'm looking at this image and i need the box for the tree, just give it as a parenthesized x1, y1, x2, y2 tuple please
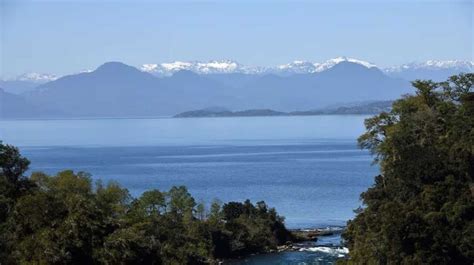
(0, 142, 34, 263)
(0, 143, 33, 216)
(167, 186, 196, 216)
(341, 74, 474, 264)
(208, 199, 223, 224)
(10, 171, 107, 264)
(196, 201, 206, 221)
(137, 189, 166, 216)
(222, 201, 246, 221)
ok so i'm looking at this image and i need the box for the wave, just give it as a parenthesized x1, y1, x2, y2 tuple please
(299, 246, 349, 257)
(156, 150, 361, 159)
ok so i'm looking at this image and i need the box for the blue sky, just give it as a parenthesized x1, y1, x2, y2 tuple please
(1, 0, 472, 77)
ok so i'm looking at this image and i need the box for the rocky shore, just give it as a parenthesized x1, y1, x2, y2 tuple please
(274, 226, 345, 253)
(222, 227, 348, 264)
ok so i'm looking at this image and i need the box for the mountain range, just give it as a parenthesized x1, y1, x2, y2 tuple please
(1, 57, 471, 119)
(3, 57, 472, 85)
(137, 57, 473, 79)
(138, 57, 380, 76)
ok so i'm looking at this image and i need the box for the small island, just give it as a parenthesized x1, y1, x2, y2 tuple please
(174, 101, 393, 118)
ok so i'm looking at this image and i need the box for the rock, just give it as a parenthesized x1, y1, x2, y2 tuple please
(290, 229, 321, 241)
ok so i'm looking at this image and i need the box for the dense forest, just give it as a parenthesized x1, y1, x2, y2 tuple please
(0, 144, 293, 264)
(341, 73, 474, 264)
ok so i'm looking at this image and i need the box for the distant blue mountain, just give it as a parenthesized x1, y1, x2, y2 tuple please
(3, 61, 415, 118)
(0, 80, 40, 95)
(25, 62, 164, 117)
(0, 88, 59, 119)
(233, 62, 412, 110)
(24, 63, 239, 117)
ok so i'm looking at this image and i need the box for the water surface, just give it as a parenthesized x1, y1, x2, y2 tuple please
(0, 116, 377, 228)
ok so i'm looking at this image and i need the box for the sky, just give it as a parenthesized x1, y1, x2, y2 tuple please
(0, 0, 472, 78)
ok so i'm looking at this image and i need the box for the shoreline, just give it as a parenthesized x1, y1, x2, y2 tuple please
(221, 226, 348, 264)
(0, 113, 371, 121)
(279, 226, 346, 251)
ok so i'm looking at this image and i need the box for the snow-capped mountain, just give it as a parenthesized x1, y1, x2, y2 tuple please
(273, 58, 472, 75)
(276, 57, 377, 74)
(277, 60, 319, 74)
(2, 70, 94, 83)
(141, 57, 378, 76)
(14, 60, 411, 119)
(384, 60, 473, 73)
(4, 58, 471, 118)
(138, 57, 471, 82)
(3, 58, 471, 84)
(315, 57, 377, 72)
(15, 72, 59, 83)
(383, 60, 473, 81)
(140, 60, 258, 76)
(0, 73, 59, 95)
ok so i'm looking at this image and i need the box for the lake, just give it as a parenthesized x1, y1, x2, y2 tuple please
(0, 115, 378, 263)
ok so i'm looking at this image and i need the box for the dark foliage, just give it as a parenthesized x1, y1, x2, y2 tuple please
(341, 74, 474, 264)
(0, 143, 292, 264)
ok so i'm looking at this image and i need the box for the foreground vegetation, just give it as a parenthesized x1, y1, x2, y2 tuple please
(341, 73, 474, 264)
(0, 144, 293, 264)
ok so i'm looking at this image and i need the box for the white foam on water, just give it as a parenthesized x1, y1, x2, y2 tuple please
(299, 246, 349, 256)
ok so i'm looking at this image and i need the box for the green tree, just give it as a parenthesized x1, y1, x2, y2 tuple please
(208, 199, 223, 224)
(0, 143, 35, 263)
(196, 201, 206, 221)
(342, 74, 474, 264)
(135, 189, 166, 217)
(10, 171, 104, 264)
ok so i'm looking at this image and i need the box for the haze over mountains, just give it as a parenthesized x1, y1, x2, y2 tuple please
(1, 57, 472, 119)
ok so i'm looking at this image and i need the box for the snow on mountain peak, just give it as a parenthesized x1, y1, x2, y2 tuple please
(315, 57, 377, 72)
(4, 58, 471, 83)
(277, 60, 318, 73)
(384, 60, 474, 73)
(141, 57, 379, 76)
(196, 60, 240, 73)
(275, 57, 377, 74)
(140, 60, 244, 75)
(16, 72, 58, 82)
(140, 64, 158, 72)
(424, 60, 473, 68)
(161, 61, 193, 71)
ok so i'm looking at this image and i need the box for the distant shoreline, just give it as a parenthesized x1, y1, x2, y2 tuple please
(0, 113, 374, 122)
(174, 111, 373, 119)
(174, 101, 392, 118)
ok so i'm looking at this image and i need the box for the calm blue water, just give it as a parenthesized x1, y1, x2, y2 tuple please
(0, 116, 377, 263)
